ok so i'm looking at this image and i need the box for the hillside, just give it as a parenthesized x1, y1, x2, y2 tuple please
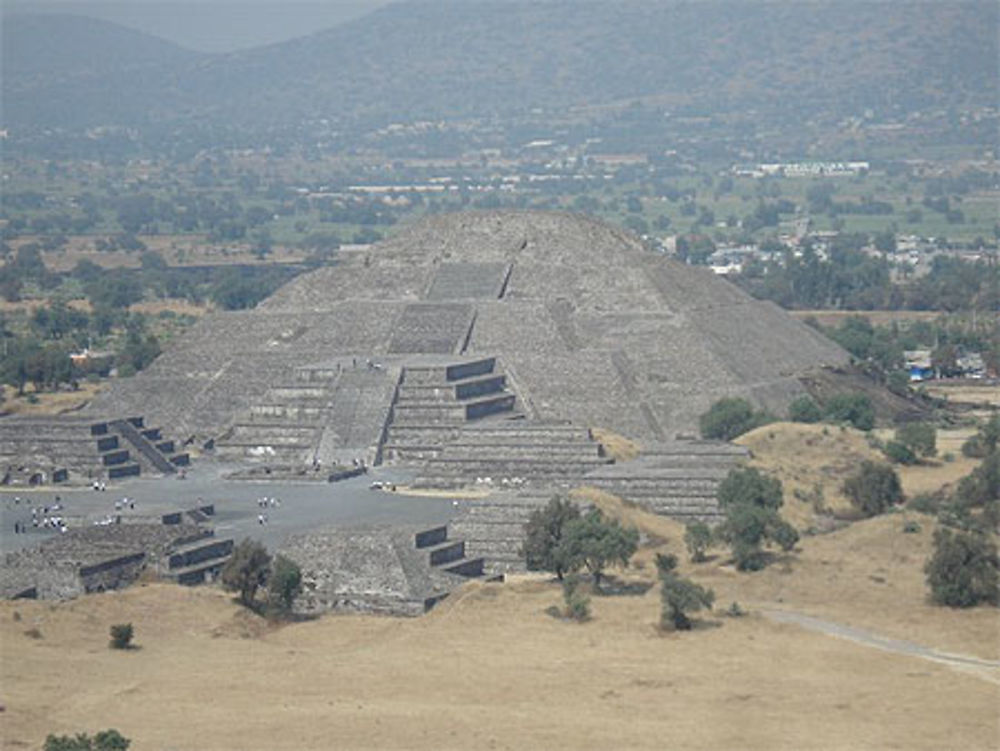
(1, 13, 200, 83)
(3, 1, 995, 136)
(2, 512, 996, 749)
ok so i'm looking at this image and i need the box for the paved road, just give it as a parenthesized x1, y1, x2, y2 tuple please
(761, 607, 1000, 685)
(1, 463, 459, 554)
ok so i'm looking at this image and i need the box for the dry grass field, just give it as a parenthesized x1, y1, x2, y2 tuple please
(735, 422, 984, 526)
(2, 501, 997, 751)
(0, 382, 104, 417)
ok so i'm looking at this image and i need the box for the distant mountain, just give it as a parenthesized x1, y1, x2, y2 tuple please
(2, 13, 200, 81)
(3, 1, 996, 139)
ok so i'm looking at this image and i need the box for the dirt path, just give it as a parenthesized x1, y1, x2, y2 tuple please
(761, 607, 1000, 684)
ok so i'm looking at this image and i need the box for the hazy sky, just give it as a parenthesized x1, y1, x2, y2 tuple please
(1, 0, 397, 52)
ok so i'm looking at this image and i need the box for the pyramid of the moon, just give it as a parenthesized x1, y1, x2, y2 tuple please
(88, 211, 848, 467)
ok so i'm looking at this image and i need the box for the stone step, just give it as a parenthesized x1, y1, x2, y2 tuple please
(424, 540, 466, 567)
(442, 557, 485, 577)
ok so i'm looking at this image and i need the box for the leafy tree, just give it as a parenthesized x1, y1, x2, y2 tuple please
(954, 451, 999, 508)
(656, 553, 714, 630)
(788, 395, 822, 423)
(842, 461, 903, 516)
(267, 555, 303, 615)
(684, 521, 712, 562)
(715, 467, 798, 571)
(883, 440, 918, 465)
(924, 528, 999, 608)
(522, 495, 582, 579)
(44, 730, 130, 751)
(895, 423, 937, 459)
(108, 623, 133, 650)
(962, 415, 999, 458)
(824, 393, 875, 431)
(699, 397, 771, 441)
(717, 467, 783, 511)
(221, 539, 272, 608)
(556, 510, 639, 589)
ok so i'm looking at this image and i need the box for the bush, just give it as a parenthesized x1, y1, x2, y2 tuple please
(924, 528, 999, 608)
(522, 495, 581, 579)
(267, 555, 303, 616)
(908, 493, 941, 514)
(221, 539, 272, 608)
(954, 451, 999, 508)
(788, 395, 822, 423)
(842, 461, 903, 517)
(824, 393, 875, 431)
(717, 467, 783, 511)
(108, 623, 133, 650)
(715, 467, 796, 571)
(656, 553, 714, 631)
(883, 440, 918, 465)
(556, 510, 639, 589)
(699, 397, 772, 441)
(561, 574, 591, 621)
(895, 422, 937, 459)
(44, 729, 130, 751)
(684, 521, 713, 562)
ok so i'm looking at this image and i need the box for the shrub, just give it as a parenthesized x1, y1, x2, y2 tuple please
(561, 574, 591, 621)
(684, 521, 713, 562)
(522, 495, 581, 579)
(842, 461, 903, 517)
(556, 510, 639, 589)
(895, 422, 937, 459)
(108, 623, 133, 650)
(788, 395, 822, 423)
(715, 467, 796, 571)
(908, 493, 940, 514)
(699, 397, 772, 441)
(924, 528, 999, 608)
(656, 553, 715, 631)
(221, 539, 272, 608)
(954, 451, 999, 508)
(903, 520, 921, 534)
(267, 555, 303, 616)
(44, 729, 130, 751)
(883, 440, 918, 465)
(717, 467, 783, 511)
(824, 393, 875, 431)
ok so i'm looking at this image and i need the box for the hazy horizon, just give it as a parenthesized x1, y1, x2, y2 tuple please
(0, 0, 396, 52)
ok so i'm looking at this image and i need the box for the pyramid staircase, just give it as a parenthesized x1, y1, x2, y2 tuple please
(378, 356, 521, 464)
(215, 363, 398, 466)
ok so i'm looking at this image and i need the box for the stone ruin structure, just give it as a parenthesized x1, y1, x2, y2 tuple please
(87, 210, 846, 471)
(2, 211, 853, 604)
(1, 517, 233, 600)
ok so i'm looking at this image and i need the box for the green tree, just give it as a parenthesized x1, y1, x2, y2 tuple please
(656, 553, 715, 630)
(715, 467, 798, 571)
(883, 440, 918, 465)
(842, 461, 903, 516)
(44, 729, 130, 751)
(522, 495, 582, 579)
(221, 539, 272, 608)
(108, 623, 133, 650)
(824, 393, 875, 431)
(684, 521, 713, 563)
(267, 555, 303, 615)
(895, 422, 937, 459)
(788, 395, 822, 423)
(925, 528, 999, 608)
(699, 397, 771, 441)
(556, 510, 639, 589)
(717, 467, 783, 511)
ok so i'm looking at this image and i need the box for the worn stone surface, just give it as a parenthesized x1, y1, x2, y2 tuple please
(85, 211, 848, 452)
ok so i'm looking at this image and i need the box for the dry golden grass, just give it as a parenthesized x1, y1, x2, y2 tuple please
(0, 382, 103, 417)
(590, 426, 641, 461)
(2, 513, 997, 751)
(924, 383, 1000, 409)
(735, 422, 984, 526)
